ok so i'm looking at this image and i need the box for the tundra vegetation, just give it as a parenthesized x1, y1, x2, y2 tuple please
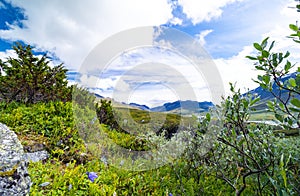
(0, 23, 299, 195)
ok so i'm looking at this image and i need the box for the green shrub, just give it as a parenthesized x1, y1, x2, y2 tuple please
(0, 101, 88, 163)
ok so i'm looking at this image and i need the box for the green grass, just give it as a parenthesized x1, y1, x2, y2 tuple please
(28, 157, 236, 195)
(112, 105, 198, 132)
(249, 110, 275, 121)
(1, 101, 299, 195)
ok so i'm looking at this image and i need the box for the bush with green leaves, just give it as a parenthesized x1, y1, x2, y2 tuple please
(288, 23, 300, 43)
(0, 43, 71, 103)
(177, 84, 299, 195)
(210, 86, 279, 195)
(180, 22, 300, 195)
(96, 99, 120, 131)
(246, 32, 300, 131)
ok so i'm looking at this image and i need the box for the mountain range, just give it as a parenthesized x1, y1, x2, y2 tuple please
(94, 96, 214, 114)
(246, 72, 300, 110)
(69, 71, 299, 113)
(151, 100, 214, 113)
(126, 72, 299, 113)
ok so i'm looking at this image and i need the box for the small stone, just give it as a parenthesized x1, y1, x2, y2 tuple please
(39, 182, 50, 187)
(100, 156, 107, 166)
(24, 150, 49, 162)
(68, 184, 72, 191)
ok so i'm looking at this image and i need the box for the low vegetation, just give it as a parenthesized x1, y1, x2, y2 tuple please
(0, 22, 299, 195)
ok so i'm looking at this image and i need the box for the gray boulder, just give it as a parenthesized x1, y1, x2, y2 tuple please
(0, 123, 31, 196)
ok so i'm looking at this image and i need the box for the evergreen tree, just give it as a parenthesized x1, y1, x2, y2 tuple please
(0, 43, 71, 103)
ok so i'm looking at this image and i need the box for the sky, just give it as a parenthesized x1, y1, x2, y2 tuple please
(0, 0, 299, 107)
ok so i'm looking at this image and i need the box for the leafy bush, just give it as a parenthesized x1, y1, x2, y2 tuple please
(96, 99, 120, 131)
(246, 35, 300, 131)
(157, 113, 182, 139)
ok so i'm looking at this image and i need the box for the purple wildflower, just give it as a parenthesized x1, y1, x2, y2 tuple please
(86, 172, 98, 182)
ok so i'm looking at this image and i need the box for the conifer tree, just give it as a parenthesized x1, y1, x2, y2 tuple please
(0, 43, 71, 103)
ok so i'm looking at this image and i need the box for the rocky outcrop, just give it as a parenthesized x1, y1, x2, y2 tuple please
(0, 123, 31, 196)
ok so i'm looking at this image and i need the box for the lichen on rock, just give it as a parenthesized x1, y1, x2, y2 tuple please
(0, 123, 31, 196)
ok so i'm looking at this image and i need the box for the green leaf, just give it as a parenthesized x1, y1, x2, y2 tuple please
(267, 101, 275, 111)
(243, 99, 249, 108)
(205, 113, 211, 121)
(257, 75, 263, 81)
(272, 53, 278, 66)
(255, 66, 265, 71)
(290, 98, 300, 108)
(284, 61, 291, 72)
(283, 51, 290, 58)
(290, 106, 300, 112)
(279, 102, 285, 110)
(275, 113, 283, 122)
(262, 50, 269, 58)
(289, 78, 296, 87)
(253, 43, 263, 51)
(250, 97, 260, 106)
(289, 24, 299, 31)
(260, 83, 268, 90)
(262, 75, 270, 84)
(269, 41, 275, 51)
(280, 154, 287, 188)
(278, 52, 283, 63)
(246, 56, 257, 60)
(293, 39, 300, 43)
(261, 37, 269, 49)
(287, 117, 293, 126)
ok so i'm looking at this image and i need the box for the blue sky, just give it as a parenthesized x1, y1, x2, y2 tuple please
(0, 0, 299, 106)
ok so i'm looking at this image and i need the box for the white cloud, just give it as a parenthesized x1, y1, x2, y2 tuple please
(177, 0, 244, 24)
(213, 0, 300, 95)
(214, 27, 300, 96)
(79, 74, 101, 88)
(263, 26, 299, 60)
(195, 29, 213, 45)
(0, 49, 17, 61)
(74, 45, 219, 105)
(1, 0, 174, 70)
(126, 84, 180, 107)
(102, 47, 214, 100)
(97, 77, 117, 91)
(169, 17, 183, 25)
(3, 0, 299, 106)
(214, 45, 258, 95)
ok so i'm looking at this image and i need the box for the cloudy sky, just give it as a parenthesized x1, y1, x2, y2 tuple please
(0, 0, 299, 107)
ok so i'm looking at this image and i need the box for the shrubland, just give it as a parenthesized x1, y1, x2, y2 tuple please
(0, 22, 299, 195)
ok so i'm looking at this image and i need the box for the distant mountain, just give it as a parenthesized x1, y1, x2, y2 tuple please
(247, 72, 300, 109)
(94, 93, 104, 99)
(151, 100, 214, 113)
(129, 103, 150, 111)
